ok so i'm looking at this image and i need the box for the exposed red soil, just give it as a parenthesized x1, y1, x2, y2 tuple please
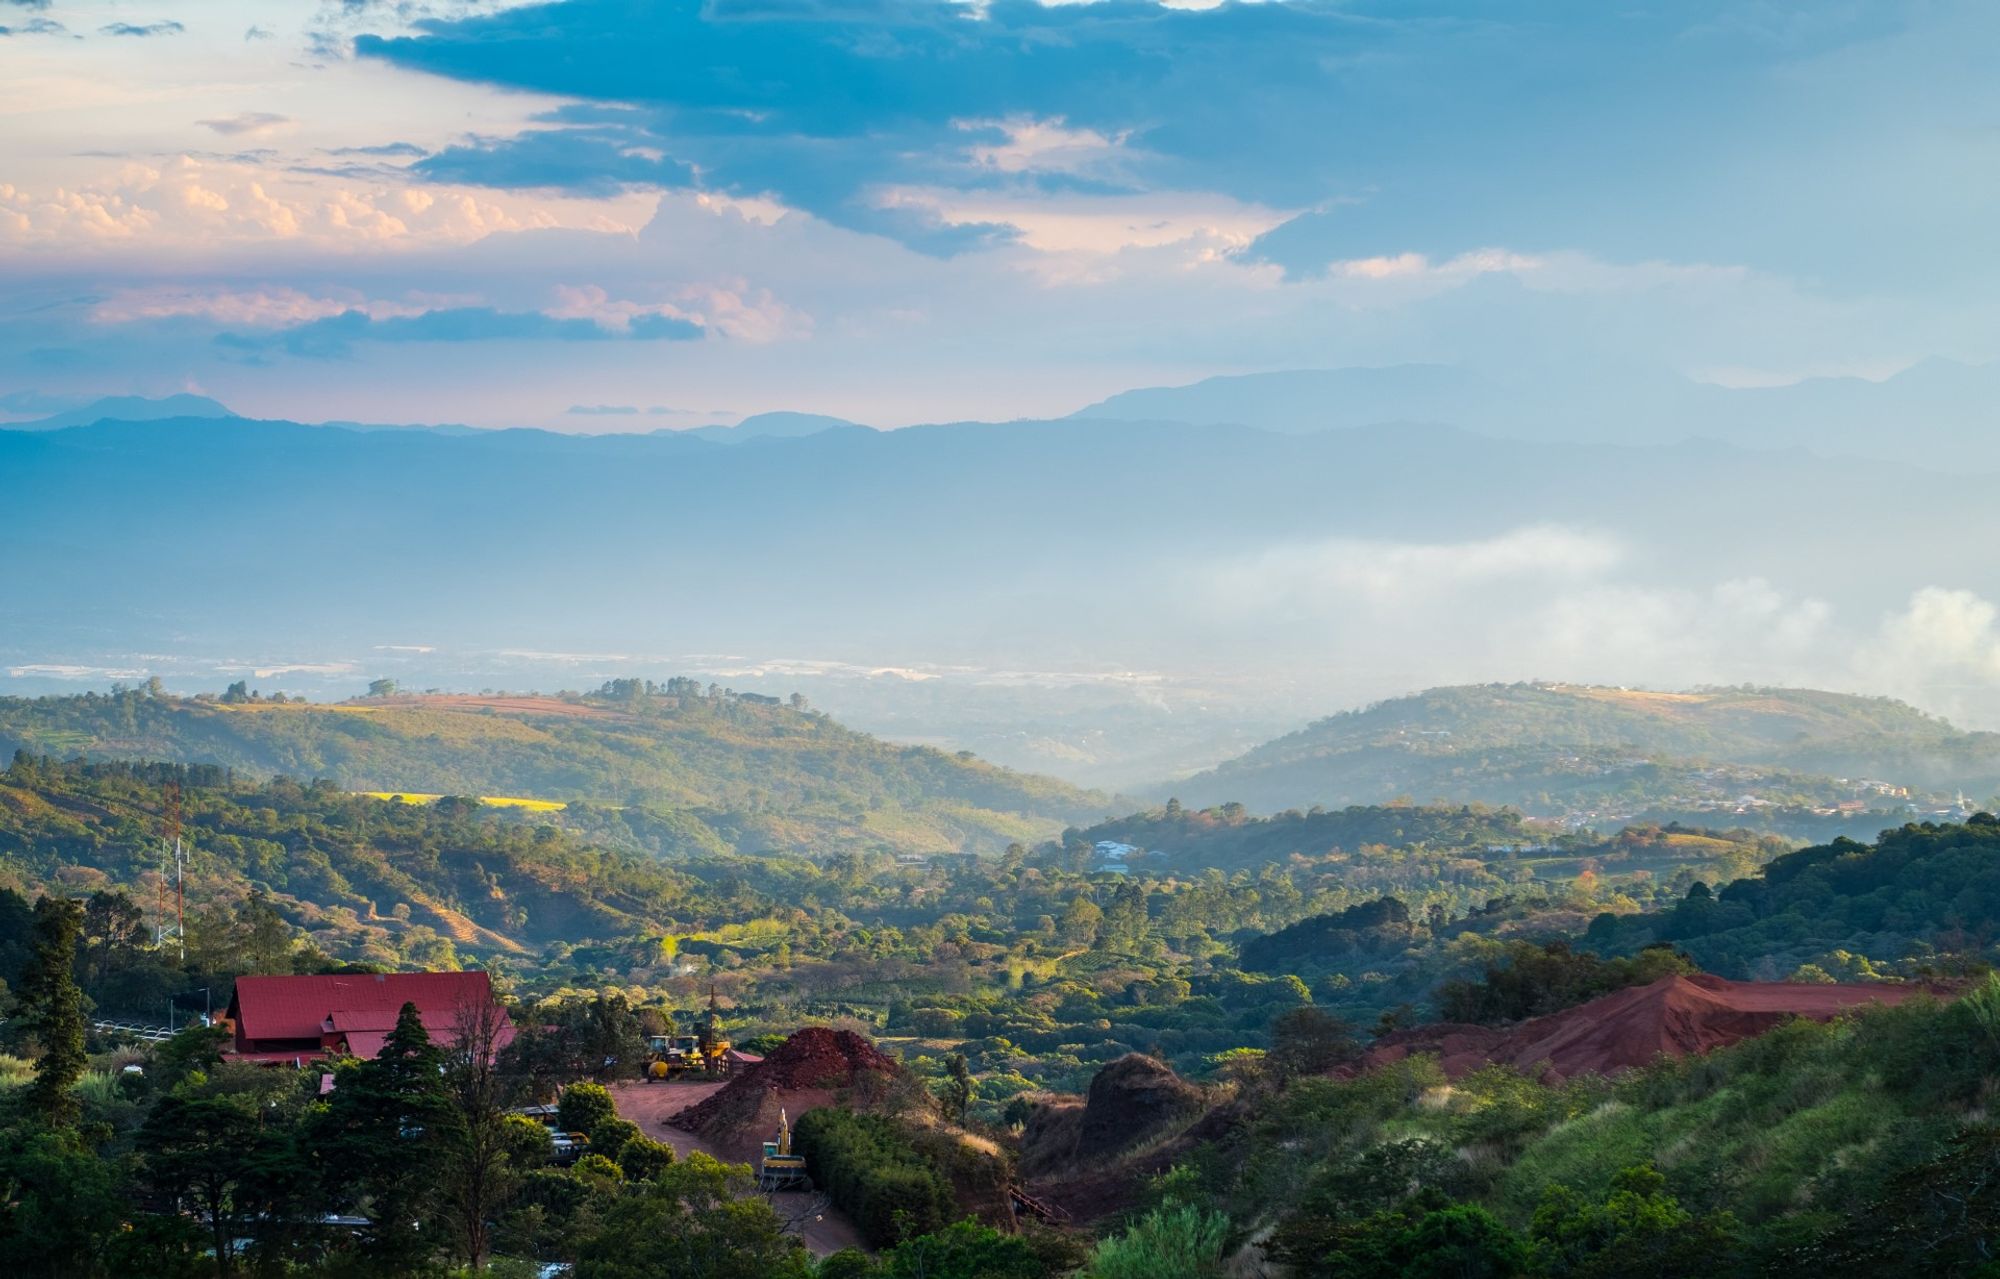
(668, 1028, 902, 1159)
(609, 1081, 867, 1256)
(1023, 1057, 1236, 1224)
(1366, 973, 1936, 1081)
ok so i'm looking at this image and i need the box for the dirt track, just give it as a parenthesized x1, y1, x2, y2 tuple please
(610, 1081, 868, 1257)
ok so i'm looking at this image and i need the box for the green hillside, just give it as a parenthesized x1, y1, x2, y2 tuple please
(0, 682, 1111, 857)
(1172, 683, 2000, 821)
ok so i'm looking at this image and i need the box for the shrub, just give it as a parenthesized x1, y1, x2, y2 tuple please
(618, 1134, 677, 1181)
(792, 1108, 954, 1247)
(1081, 1202, 1229, 1279)
(589, 1117, 643, 1162)
(559, 1082, 617, 1134)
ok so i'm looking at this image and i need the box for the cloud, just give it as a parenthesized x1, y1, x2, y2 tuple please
(244, 25, 271, 40)
(0, 16, 65, 35)
(346, 0, 1990, 283)
(88, 285, 441, 327)
(0, 156, 658, 252)
(197, 113, 294, 138)
(99, 20, 184, 37)
(327, 142, 427, 159)
(216, 305, 706, 358)
(567, 404, 641, 415)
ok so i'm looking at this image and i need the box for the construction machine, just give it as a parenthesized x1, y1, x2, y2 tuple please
(758, 1108, 810, 1191)
(645, 989, 732, 1079)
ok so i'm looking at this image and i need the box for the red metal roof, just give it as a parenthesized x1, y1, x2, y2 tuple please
(227, 970, 508, 1060)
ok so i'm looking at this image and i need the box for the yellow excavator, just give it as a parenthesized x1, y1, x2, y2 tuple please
(758, 1107, 810, 1191)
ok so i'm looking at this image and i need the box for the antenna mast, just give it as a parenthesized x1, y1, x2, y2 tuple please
(160, 781, 186, 961)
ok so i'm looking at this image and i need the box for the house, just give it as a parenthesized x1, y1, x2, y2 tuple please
(221, 970, 513, 1066)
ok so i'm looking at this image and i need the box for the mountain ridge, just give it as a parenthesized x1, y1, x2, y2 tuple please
(1167, 682, 2000, 824)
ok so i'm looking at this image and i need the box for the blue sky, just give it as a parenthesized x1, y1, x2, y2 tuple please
(2, 0, 1995, 428)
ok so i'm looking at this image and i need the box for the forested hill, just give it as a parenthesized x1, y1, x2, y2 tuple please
(0, 683, 1111, 857)
(1171, 683, 2000, 818)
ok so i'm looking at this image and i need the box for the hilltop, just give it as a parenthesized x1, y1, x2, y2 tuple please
(1169, 683, 1999, 826)
(0, 683, 1110, 857)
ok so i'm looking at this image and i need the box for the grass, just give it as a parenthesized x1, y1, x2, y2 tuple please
(359, 791, 568, 812)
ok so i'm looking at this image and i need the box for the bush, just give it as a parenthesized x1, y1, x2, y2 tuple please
(589, 1117, 643, 1162)
(792, 1108, 955, 1247)
(1081, 1202, 1229, 1279)
(882, 1221, 1045, 1279)
(559, 1082, 617, 1134)
(618, 1134, 677, 1181)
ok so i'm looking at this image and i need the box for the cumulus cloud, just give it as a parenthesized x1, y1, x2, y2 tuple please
(1190, 524, 2000, 729)
(1855, 589, 2000, 723)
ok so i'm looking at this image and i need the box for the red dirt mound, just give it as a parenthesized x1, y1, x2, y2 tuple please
(667, 1028, 901, 1158)
(1021, 1054, 1208, 1181)
(1367, 974, 1933, 1081)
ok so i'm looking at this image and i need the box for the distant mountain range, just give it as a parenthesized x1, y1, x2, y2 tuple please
(1168, 683, 2000, 831)
(6, 375, 2000, 785)
(2, 393, 237, 431)
(675, 411, 873, 443)
(1074, 359, 2000, 468)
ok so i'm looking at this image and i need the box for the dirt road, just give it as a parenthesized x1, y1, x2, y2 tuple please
(609, 1081, 868, 1257)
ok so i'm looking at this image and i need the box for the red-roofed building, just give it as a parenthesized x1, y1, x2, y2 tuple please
(222, 971, 513, 1066)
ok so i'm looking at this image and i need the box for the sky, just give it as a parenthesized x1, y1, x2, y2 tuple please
(4, 0, 1997, 430)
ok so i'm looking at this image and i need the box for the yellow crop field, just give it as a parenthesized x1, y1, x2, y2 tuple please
(359, 792, 567, 812)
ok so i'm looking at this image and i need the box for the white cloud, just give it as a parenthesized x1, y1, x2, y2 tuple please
(0, 156, 658, 255)
(1209, 525, 1624, 617)
(958, 116, 1132, 177)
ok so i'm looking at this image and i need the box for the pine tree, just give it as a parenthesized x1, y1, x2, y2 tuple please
(21, 896, 87, 1128)
(315, 1002, 450, 1268)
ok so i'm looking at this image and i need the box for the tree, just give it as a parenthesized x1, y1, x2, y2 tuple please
(571, 1151, 812, 1279)
(314, 1002, 451, 1269)
(438, 994, 523, 1271)
(558, 1081, 618, 1135)
(139, 1092, 272, 1276)
(1530, 1166, 1742, 1278)
(941, 1053, 974, 1123)
(1268, 1007, 1357, 1079)
(0, 1125, 127, 1279)
(368, 678, 399, 697)
(20, 896, 87, 1127)
(1059, 896, 1104, 948)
